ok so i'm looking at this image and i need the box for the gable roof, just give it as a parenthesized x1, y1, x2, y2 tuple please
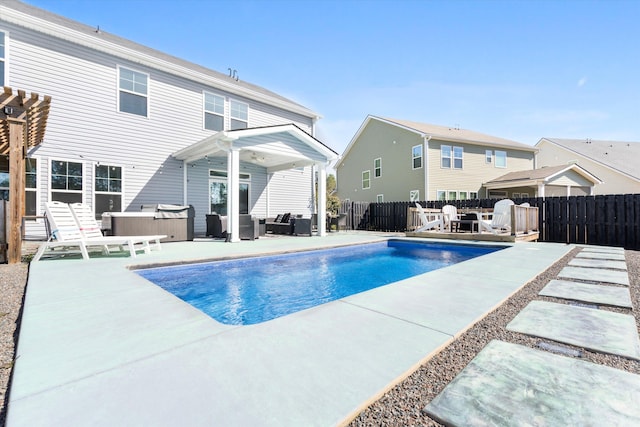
(537, 137, 640, 181)
(341, 115, 536, 161)
(485, 164, 602, 186)
(0, 0, 319, 119)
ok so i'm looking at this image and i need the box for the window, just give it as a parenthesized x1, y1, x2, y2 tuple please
(495, 150, 507, 168)
(50, 160, 83, 203)
(459, 191, 468, 200)
(0, 31, 5, 86)
(442, 145, 463, 169)
(230, 99, 248, 130)
(0, 156, 37, 215)
(488, 190, 508, 199)
(118, 66, 148, 116)
(448, 191, 457, 200)
(437, 190, 446, 201)
(470, 191, 478, 199)
(412, 145, 423, 169)
(362, 170, 370, 189)
(95, 164, 122, 219)
(374, 158, 382, 178)
(485, 150, 492, 164)
(209, 170, 250, 215)
(520, 192, 529, 197)
(409, 190, 419, 202)
(453, 146, 463, 169)
(204, 92, 224, 131)
(376, 194, 384, 203)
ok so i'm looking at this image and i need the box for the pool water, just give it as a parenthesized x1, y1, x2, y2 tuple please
(137, 240, 503, 325)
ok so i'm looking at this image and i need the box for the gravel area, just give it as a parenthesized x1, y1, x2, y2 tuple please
(0, 262, 28, 427)
(1, 248, 638, 427)
(349, 248, 640, 426)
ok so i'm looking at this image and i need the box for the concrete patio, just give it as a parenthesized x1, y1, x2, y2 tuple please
(7, 233, 574, 426)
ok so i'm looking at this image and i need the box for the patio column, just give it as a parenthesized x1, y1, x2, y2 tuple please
(317, 164, 327, 236)
(227, 147, 241, 242)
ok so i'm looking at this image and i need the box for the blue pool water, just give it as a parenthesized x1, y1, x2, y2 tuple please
(137, 240, 503, 325)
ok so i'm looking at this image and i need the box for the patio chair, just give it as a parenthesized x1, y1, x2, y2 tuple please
(441, 204, 459, 231)
(32, 202, 164, 261)
(478, 199, 514, 234)
(414, 202, 443, 232)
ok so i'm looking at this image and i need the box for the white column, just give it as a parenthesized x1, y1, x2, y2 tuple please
(538, 183, 545, 199)
(317, 164, 327, 236)
(227, 147, 241, 242)
(566, 185, 572, 198)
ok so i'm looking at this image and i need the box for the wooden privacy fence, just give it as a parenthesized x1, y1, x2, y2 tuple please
(338, 194, 640, 249)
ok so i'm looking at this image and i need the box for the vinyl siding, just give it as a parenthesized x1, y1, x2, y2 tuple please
(4, 21, 316, 235)
(336, 119, 425, 202)
(427, 141, 534, 199)
(267, 168, 314, 218)
(536, 140, 639, 195)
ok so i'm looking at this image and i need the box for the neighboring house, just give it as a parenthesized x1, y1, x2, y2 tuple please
(0, 0, 337, 240)
(536, 138, 640, 195)
(336, 115, 537, 203)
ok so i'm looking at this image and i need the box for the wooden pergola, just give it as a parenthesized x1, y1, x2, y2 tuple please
(1, 87, 51, 264)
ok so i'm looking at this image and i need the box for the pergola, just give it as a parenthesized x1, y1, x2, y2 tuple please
(1, 87, 51, 263)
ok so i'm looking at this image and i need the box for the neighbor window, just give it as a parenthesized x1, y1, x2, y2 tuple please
(412, 145, 423, 169)
(410, 190, 419, 202)
(448, 191, 457, 200)
(488, 190, 508, 199)
(376, 194, 384, 203)
(204, 92, 225, 131)
(459, 191, 468, 200)
(495, 150, 507, 168)
(51, 160, 83, 203)
(230, 99, 248, 130)
(485, 150, 492, 164)
(362, 170, 370, 189)
(437, 190, 446, 201)
(0, 31, 6, 86)
(118, 67, 148, 117)
(0, 156, 37, 216)
(442, 145, 463, 169)
(470, 191, 478, 199)
(374, 158, 382, 178)
(453, 146, 463, 169)
(95, 164, 122, 219)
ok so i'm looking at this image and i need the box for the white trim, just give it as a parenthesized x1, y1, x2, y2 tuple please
(374, 157, 381, 178)
(362, 170, 370, 189)
(376, 194, 384, 203)
(0, 28, 9, 86)
(92, 162, 124, 217)
(412, 144, 423, 170)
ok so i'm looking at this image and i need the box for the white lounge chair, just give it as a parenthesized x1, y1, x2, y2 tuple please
(32, 202, 165, 261)
(478, 199, 514, 234)
(414, 202, 443, 232)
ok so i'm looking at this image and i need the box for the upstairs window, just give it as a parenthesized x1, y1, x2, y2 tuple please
(0, 31, 5, 86)
(230, 99, 248, 129)
(442, 145, 463, 169)
(118, 67, 148, 117)
(204, 92, 225, 131)
(495, 150, 507, 168)
(51, 160, 83, 203)
(412, 145, 422, 169)
(485, 150, 492, 164)
(362, 170, 370, 189)
(374, 158, 382, 178)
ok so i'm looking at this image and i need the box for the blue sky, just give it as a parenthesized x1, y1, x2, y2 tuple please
(25, 0, 640, 155)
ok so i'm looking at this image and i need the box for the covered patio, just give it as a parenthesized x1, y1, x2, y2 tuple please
(172, 124, 338, 241)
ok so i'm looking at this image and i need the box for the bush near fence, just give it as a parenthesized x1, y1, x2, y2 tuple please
(338, 194, 640, 250)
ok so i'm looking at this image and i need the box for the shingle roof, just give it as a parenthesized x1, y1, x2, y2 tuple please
(539, 138, 640, 180)
(383, 117, 536, 151)
(486, 164, 602, 185)
(2, 0, 317, 118)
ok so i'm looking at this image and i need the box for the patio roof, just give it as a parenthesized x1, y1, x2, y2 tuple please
(484, 163, 602, 190)
(172, 123, 338, 172)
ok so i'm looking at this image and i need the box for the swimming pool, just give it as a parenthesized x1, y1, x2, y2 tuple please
(137, 240, 503, 325)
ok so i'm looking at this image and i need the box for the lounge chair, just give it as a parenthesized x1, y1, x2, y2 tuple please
(478, 199, 514, 234)
(32, 202, 165, 261)
(414, 202, 443, 232)
(441, 204, 459, 231)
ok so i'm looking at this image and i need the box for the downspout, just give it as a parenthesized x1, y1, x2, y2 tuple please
(423, 135, 431, 201)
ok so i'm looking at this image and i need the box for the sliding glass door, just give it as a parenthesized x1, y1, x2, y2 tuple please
(209, 179, 249, 215)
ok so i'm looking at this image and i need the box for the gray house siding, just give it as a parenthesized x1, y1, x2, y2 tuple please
(337, 119, 425, 202)
(3, 14, 317, 236)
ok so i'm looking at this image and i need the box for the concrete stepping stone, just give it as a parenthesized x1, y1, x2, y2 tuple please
(576, 251, 625, 261)
(581, 246, 625, 254)
(568, 258, 627, 270)
(506, 301, 640, 360)
(424, 340, 640, 426)
(558, 266, 630, 286)
(539, 279, 632, 308)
